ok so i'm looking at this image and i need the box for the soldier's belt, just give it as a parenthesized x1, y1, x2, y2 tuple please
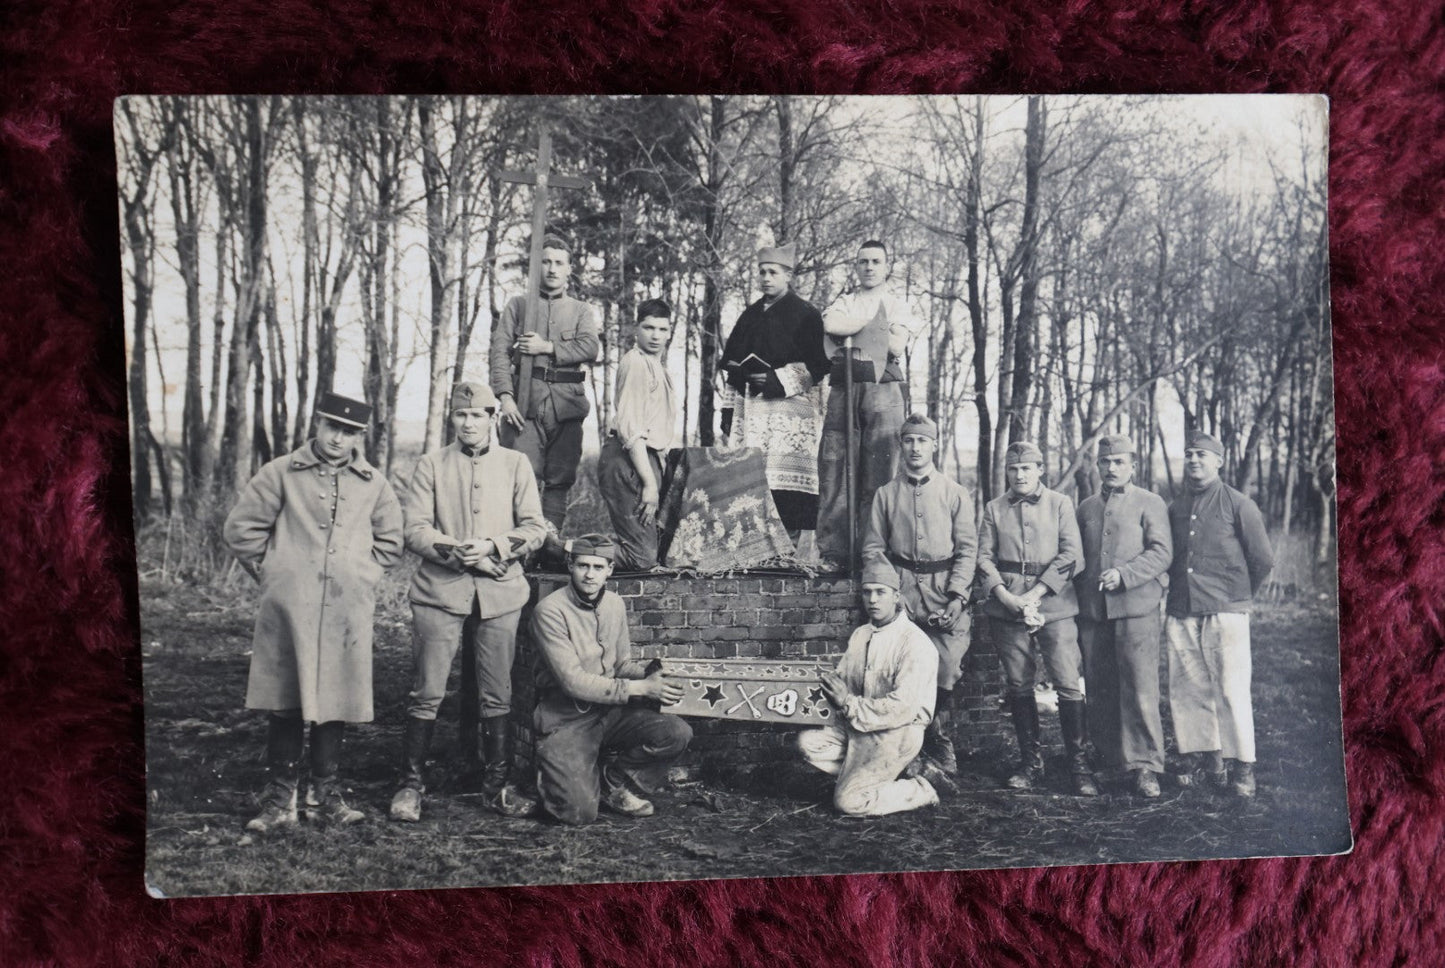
(887, 552, 954, 575)
(665, 658, 839, 724)
(996, 560, 1047, 577)
(531, 366, 586, 384)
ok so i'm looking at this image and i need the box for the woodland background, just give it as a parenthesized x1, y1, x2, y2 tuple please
(117, 94, 1333, 577)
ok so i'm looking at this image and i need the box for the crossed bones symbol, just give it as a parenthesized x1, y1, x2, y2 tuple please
(725, 684, 766, 719)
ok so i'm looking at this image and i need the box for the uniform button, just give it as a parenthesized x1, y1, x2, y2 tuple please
(1186, 567, 1193, 573)
(1191, 514, 1197, 520)
(1189, 531, 1195, 536)
(329, 548, 336, 555)
(319, 493, 327, 499)
(473, 508, 481, 514)
(1104, 530, 1110, 536)
(474, 483, 481, 489)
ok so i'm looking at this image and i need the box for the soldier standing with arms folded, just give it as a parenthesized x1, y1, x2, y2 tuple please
(390, 382, 547, 823)
(1074, 434, 1173, 798)
(223, 392, 405, 833)
(1165, 431, 1274, 797)
(977, 441, 1096, 795)
(861, 413, 977, 777)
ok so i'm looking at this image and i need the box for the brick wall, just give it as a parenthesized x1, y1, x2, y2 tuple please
(509, 574, 1007, 778)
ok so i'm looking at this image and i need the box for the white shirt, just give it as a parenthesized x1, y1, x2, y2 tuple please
(834, 609, 938, 733)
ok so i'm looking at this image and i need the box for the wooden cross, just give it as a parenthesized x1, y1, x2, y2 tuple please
(495, 123, 593, 418)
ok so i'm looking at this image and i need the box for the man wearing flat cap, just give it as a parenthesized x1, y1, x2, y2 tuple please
(977, 441, 1093, 794)
(1074, 434, 1173, 797)
(816, 240, 924, 569)
(529, 534, 694, 825)
(1165, 431, 1274, 797)
(224, 391, 405, 834)
(489, 234, 600, 555)
(718, 242, 832, 541)
(861, 412, 977, 776)
(390, 381, 548, 823)
(799, 557, 952, 816)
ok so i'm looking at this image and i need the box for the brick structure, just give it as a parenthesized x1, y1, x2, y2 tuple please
(509, 574, 1007, 777)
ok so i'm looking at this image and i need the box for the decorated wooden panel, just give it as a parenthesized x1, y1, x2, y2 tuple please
(664, 658, 839, 724)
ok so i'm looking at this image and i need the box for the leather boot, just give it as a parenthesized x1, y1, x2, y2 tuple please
(481, 715, 537, 817)
(923, 689, 959, 775)
(1005, 694, 1044, 789)
(306, 721, 364, 824)
(1059, 699, 1099, 796)
(389, 717, 434, 823)
(246, 713, 304, 833)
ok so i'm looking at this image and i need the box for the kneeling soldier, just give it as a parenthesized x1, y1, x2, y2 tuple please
(977, 441, 1094, 795)
(1074, 434, 1172, 797)
(861, 413, 977, 775)
(799, 558, 952, 817)
(530, 534, 694, 825)
(223, 392, 405, 832)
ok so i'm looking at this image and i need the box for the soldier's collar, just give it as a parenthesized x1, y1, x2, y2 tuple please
(567, 583, 607, 610)
(904, 472, 931, 487)
(459, 442, 490, 458)
(1007, 486, 1042, 506)
(538, 288, 567, 301)
(292, 443, 374, 480)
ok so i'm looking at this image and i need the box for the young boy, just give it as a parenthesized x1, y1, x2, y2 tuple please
(861, 413, 977, 775)
(597, 299, 678, 571)
(223, 391, 405, 833)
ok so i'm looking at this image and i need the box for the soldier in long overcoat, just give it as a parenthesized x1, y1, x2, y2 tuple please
(223, 391, 405, 833)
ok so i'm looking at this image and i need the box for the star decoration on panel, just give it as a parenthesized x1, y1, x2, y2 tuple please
(701, 684, 726, 708)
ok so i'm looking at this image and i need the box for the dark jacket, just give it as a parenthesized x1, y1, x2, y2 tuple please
(1166, 477, 1274, 616)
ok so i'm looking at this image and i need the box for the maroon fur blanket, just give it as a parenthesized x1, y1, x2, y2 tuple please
(2, 1, 1443, 963)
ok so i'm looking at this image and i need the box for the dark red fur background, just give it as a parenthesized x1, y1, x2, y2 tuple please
(2, 0, 1443, 964)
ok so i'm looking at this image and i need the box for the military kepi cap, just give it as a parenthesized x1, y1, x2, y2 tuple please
(757, 242, 797, 270)
(315, 391, 371, 429)
(1187, 431, 1225, 457)
(1005, 441, 1043, 464)
(900, 413, 939, 440)
(565, 533, 617, 562)
(860, 557, 901, 590)
(450, 381, 498, 413)
(1097, 434, 1135, 457)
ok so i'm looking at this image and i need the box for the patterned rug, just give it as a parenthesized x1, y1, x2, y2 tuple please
(658, 447, 798, 573)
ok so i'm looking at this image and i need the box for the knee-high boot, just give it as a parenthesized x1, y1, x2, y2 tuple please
(1005, 694, 1044, 789)
(390, 717, 434, 823)
(481, 715, 536, 818)
(1059, 698, 1099, 796)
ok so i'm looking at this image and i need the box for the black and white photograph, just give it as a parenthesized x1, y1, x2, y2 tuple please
(118, 93, 1348, 897)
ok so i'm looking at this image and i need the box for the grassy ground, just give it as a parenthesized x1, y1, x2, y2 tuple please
(141, 568, 1350, 898)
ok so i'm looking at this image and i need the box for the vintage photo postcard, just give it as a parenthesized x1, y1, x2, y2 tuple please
(118, 94, 1348, 897)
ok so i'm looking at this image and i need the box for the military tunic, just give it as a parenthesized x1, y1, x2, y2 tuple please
(489, 290, 601, 526)
(402, 442, 547, 719)
(976, 485, 1083, 700)
(530, 585, 694, 825)
(861, 470, 978, 688)
(1075, 483, 1173, 772)
(1165, 477, 1274, 762)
